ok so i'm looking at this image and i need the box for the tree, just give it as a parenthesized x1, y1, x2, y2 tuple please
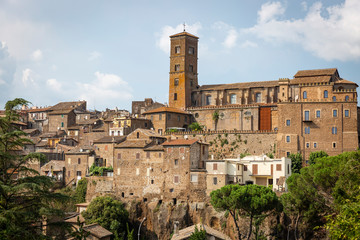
(82, 196, 129, 237)
(74, 178, 88, 203)
(308, 150, 328, 165)
(289, 153, 303, 174)
(189, 225, 206, 240)
(210, 184, 281, 240)
(212, 111, 220, 131)
(0, 98, 69, 239)
(189, 122, 204, 131)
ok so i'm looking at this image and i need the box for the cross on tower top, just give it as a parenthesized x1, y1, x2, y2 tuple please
(183, 22, 186, 32)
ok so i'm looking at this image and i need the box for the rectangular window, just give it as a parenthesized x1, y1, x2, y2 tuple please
(175, 64, 180, 71)
(189, 65, 193, 72)
(213, 177, 218, 185)
(136, 153, 140, 160)
(286, 119, 290, 126)
(206, 95, 212, 105)
(305, 127, 310, 134)
(286, 136, 290, 143)
(146, 152, 150, 159)
(252, 164, 258, 175)
(190, 174, 198, 183)
(345, 110, 350, 117)
(243, 165, 247, 171)
(230, 94, 236, 104)
(333, 142, 337, 148)
(159, 152, 162, 158)
(174, 159, 178, 166)
(306, 142, 310, 148)
(167, 114, 171, 120)
(189, 47, 194, 54)
(316, 110, 321, 118)
(174, 175, 179, 183)
(286, 152, 290, 157)
(78, 158, 81, 164)
(314, 142, 317, 148)
(333, 109, 338, 117)
(174, 93, 177, 101)
(190, 80, 193, 87)
(175, 46, 180, 54)
(255, 93, 261, 103)
(77, 171, 81, 176)
(174, 78, 179, 86)
(213, 163, 217, 170)
(185, 116, 187, 122)
(276, 164, 282, 171)
(332, 127, 337, 134)
(304, 111, 310, 121)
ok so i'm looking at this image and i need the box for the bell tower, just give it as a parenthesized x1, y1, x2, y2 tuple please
(168, 31, 199, 109)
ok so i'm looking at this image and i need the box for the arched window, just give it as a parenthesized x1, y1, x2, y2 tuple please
(303, 91, 307, 99)
(230, 94, 236, 104)
(345, 95, 349, 101)
(324, 90, 328, 98)
(332, 96, 336, 102)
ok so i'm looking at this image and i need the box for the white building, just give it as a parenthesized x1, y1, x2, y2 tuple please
(206, 155, 291, 195)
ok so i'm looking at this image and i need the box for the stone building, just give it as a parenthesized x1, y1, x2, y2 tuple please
(132, 98, 164, 116)
(27, 107, 51, 131)
(166, 31, 359, 161)
(93, 136, 126, 168)
(109, 116, 151, 136)
(48, 109, 76, 132)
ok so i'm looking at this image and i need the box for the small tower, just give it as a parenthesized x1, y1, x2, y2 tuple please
(168, 31, 199, 109)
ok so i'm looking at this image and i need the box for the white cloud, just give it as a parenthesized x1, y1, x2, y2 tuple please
(258, 2, 285, 23)
(46, 78, 62, 91)
(31, 49, 43, 61)
(241, 40, 258, 48)
(76, 71, 133, 109)
(244, 0, 360, 61)
(156, 22, 202, 53)
(301, 1, 308, 11)
(213, 22, 239, 48)
(22, 68, 35, 86)
(88, 51, 101, 61)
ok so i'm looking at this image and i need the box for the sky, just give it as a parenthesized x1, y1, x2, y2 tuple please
(0, 0, 359, 111)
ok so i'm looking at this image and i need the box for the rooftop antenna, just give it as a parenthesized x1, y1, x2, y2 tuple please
(183, 22, 186, 32)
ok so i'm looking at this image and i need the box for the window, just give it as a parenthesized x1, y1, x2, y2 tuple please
(61, 114, 64, 118)
(345, 95, 349, 101)
(332, 127, 337, 134)
(316, 110, 321, 118)
(146, 152, 150, 158)
(333, 142, 337, 148)
(105, 145, 108, 151)
(306, 142, 310, 148)
(255, 93, 261, 103)
(304, 110, 310, 121)
(252, 164, 258, 175)
(286, 136, 290, 143)
(190, 174, 198, 183)
(151, 180, 154, 184)
(324, 90, 328, 98)
(314, 142, 317, 148)
(136, 153, 140, 160)
(78, 158, 81, 164)
(332, 96, 336, 102)
(184, 116, 187, 122)
(190, 80, 193, 87)
(305, 127, 310, 134)
(213, 177, 218, 185)
(136, 168, 139, 175)
(189, 47, 194, 54)
(213, 163, 217, 170)
(175, 64, 180, 71)
(174, 93, 177, 101)
(206, 95, 212, 105)
(175, 46, 180, 54)
(117, 153, 121, 160)
(151, 115, 153, 121)
(177, 115, 180, 122)
(333, 109, 338, 117)
(167, 114, 171, 120)
(303, 91, 307, 99)
(137, 132, 140, 138)
(174, 159, 178, 166)
(230, 94, 236, 104)
(174, 175, 179, 183)
(243, 165, 247, 171)
(77, 171, 81, 176)
(286, 152, 290, 157)
(174, 78, 179, 86)
(345, 110, 350, 117)
(189, 65, 193, 72)
(276, 164, 282, 171)
(61, 122, 64, 127)
(286, 119, 290, 126)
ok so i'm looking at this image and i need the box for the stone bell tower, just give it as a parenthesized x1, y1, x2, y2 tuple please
(168, 30, 199, 109)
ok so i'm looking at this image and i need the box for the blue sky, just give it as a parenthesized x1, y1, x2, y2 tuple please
(0, 0, 359, 110)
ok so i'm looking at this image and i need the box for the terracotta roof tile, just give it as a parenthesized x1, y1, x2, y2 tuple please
(335, 78, 358, 86)
(290, 76, 332, 84)
(116, 140, 149, 148)
(294, 68, 338, 78)
(48, 109, 74, 115)
(27, 107, 51, 113)
(41, 160, 65, 172)
(143, 107, 190, 115)
(83, 223, 113, 238)
(162, 139, 198, 146)
(93, 136, 126, 144)
(50, 101, 86, 111)
(170, 31, 199, 39)
(198, 80, 279, 91)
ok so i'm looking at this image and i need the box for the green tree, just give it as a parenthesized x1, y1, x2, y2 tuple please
(189, 122, 204, 131)
(210, 184, 281, 240)
(82, 196, 129, 237)
(308, 150, 328, 165)
(189, 225, 206, 240)
(212, 110, 220, 131)
(74, 178, 88, 203)
(0, 98, 69, 239)
(289, 153, 303, 174)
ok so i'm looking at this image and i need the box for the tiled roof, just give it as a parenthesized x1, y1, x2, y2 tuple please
(66, 145, 94, 154)
(48, 109, 73, 115)
(144, 144, 164, 151)
(116, 140, 150, 148)
(93, 136, 126, 144)
(172, 224, 231, 240)
(77, 119, 99, 125)
(41, 160, 65, 172)
(27, 107, 51, 113)
(162, 139, 198, 146)
(335, 78, 358, 86)
(143, 107, 190, 115)
(198, 80, 279, 91)
(138, 128, 166, 138)
(39, 130, 66, 139)
(50, 101, 86, 111)
(83, 223, 113, 238)
(170, 31, 199, 39)
(64, 213, 85, 224)
(294, 68, 338, 78)
(290, 76, 332, 84)
(36, 140, 48, 147)
(23, 129, 39, 134)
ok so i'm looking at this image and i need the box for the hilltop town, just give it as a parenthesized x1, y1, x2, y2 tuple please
(2, 31, 359, 239)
